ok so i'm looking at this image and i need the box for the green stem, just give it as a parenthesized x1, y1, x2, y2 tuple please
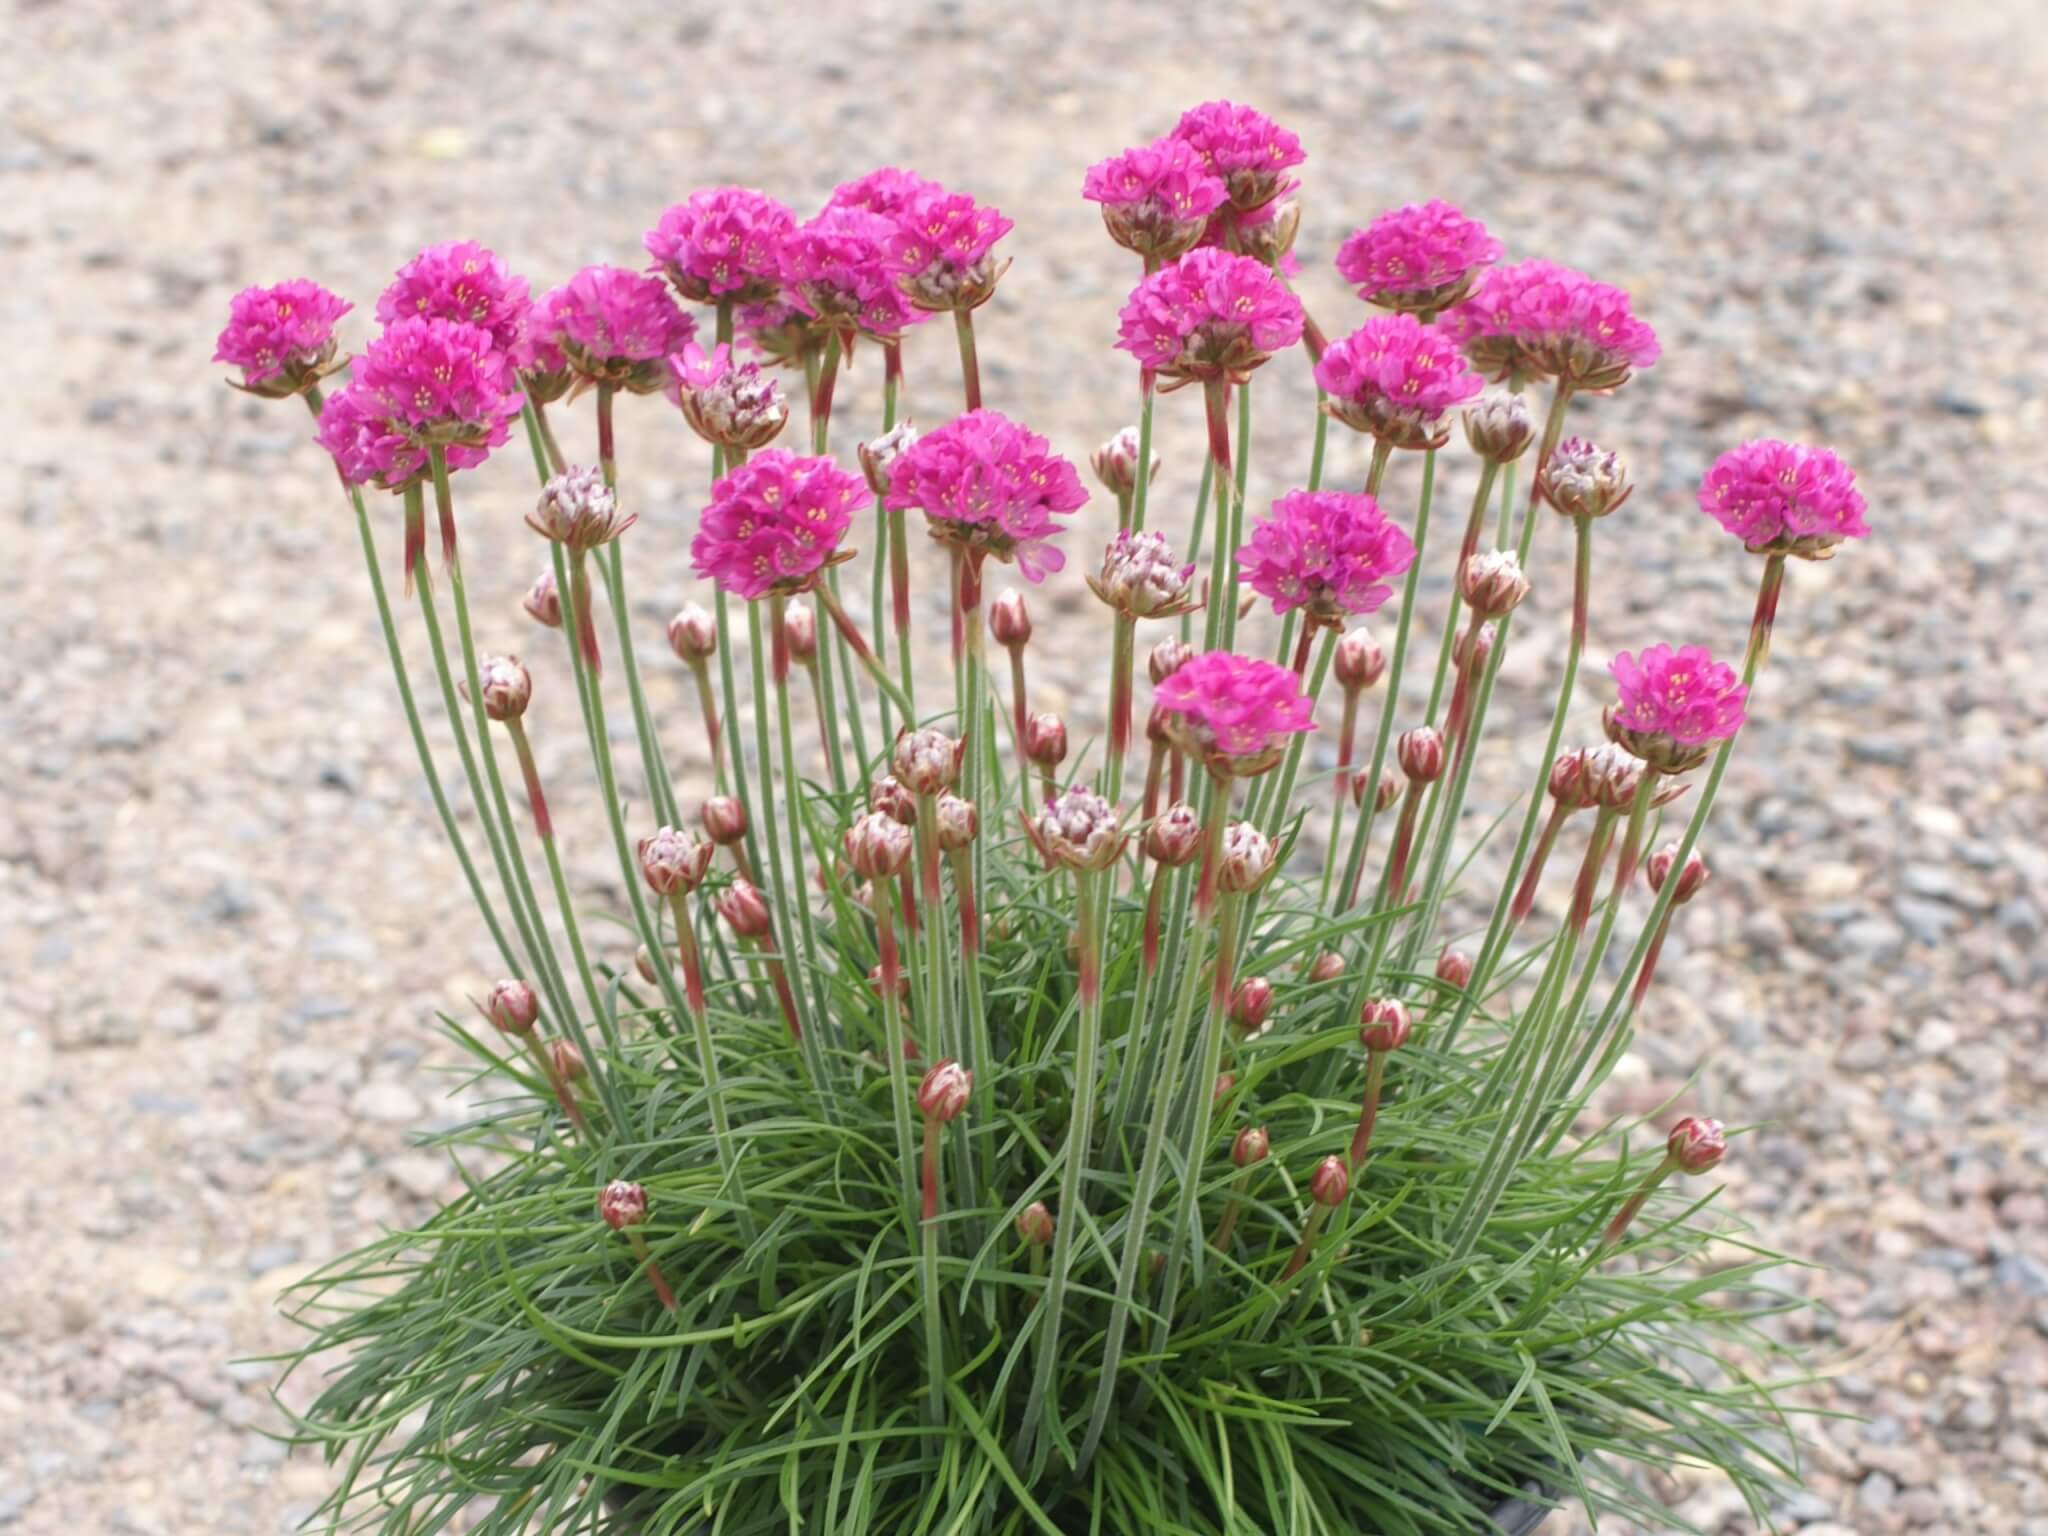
(953, 309, 981, 412)
(760, 597, 829, 1068)
(1130, 379, 1156, 533)
(1199, 380, 1235, 655)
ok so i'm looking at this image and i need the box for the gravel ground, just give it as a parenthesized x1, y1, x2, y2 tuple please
(4, 1, 2045, 1532)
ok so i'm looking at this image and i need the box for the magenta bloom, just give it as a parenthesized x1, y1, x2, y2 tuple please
(666, 342, 788, 451)
(354, 315, 523, 451)
(1115, 248, 1304, 387)
(1444, 259, 1660, 391)
(534, 266, 696, 393)
(736, 299, 817, 369)
(376, 241, 532, 356)
(1171, 100, 1305, 213)
(889, 185, 1014, 311)
(883, 410, 1087, 582)
(1152, 650, 1317, 776)
(828, 167, 945, 220)
(1315, 314, 1485, 449)
(1237, 490, 1417, 623)
(1606, 644, 1748, 771)
(1334, 201, 1502, 313)
(1082, 136, 1229, 262)
(644, 186, 795, 306)
(690, 449, 864, 600)
(1699, 440, 1869, 559)
(214, 280, 352, 396)
(315, 382, 490, 491)
(781, 207, 926, 341)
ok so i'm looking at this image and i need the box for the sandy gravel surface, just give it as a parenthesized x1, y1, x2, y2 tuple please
(3, 1, 2045, 1531)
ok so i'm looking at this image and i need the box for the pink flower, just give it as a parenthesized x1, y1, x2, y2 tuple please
(1605, 644, 1747, 772)
(1115, 248, 1304, 387)
(1152, 650, 1316, 776)
(827, 167, 945, 220)
(376, 241, 532, 356)
(1443, 259, 1660, 391)
(1334, 201, 1502, 312)
(534, 266, 697, 394)
(1315, 314, 1485, 449)
(314, 380, 501, 493)
(354, 315, 522, 454)
(1082, 136, 1229, 261)
(888, 185, 1013, 311)
(883, 409, 1087, 581)
(644, 186, 795, 306)
(1699, 439, 1869, 559)
(1196, 196, 1302, 272)
(780, 206, 926, 341)
(1236, 490, 1416, 622)
(666, 343, 788, 451)
(1171, 100, 1305, 213)
(689, 448, 863, 600)
(213, 280, 352, 396)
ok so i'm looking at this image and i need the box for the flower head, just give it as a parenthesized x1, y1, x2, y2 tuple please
(1152, 650, 1316, 777)
(1148, 638, 1194, 684)
(1540, 437, 1633, 519)
(917, 1059, 972, 1123)
(1116, 248, 1304, 387)
(736, 299, 819, 369)
(1360, 997, 1412, 1053)
(844, 811, 915, 880)
(1082, 136, 1230, 262)
(1699, 440, 1869, 559)
(1171, 100, 1305, 213)
(1309, 1155, 1350, 1207)
(1315, 314, 1484, 450)
(884, 409, 1087, 581)
(639, 826, 713, 896)
(523, 572, 563, 628)
(888, 185, 1014, 312)
(1605, 645, 1748, 772)
(377, 241, 532, 355)
(214, 280, 352, 396)
(1088, 530, 1198, 619)
(1444, 259, 1660, 390)
(1218, 821, 1277, 894)
(690, 449, 863, 600)
(529, 465, 635, 551)
(892, 728, 965, 797)
(599, 1180, 648, 1231)
(1145, 803, 1203, 867)
(316, 319, 522, 490)
(1236, 490, 1416, 623)
(1462, 393, 1536, 465)
(645, 186, 796, 306)
(481, 978, 539, 1036)
(1029, 787, 1125, 872)
(829, 167, 945, 219)
(1647, 841, 1711, 904)
(468, 654, 532, 721)
(781, 206, 926, 342)
(934, 794, 979, 852)
(1334, 201, 1503, 313)
(667, 343, 789, 451)
(534, 266, 697, 394)
(1091, 425, 1160, 499)
(1460, 549, 1530, 619)
(869, 776, 918, 827)
(1667, 1116, 1727, 1175)
(858, 420, 920, 496)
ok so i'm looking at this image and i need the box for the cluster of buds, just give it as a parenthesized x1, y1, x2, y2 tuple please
(845, 811, 915, 881)
(1029, 787, 1125, 872)
(1145, 803, 1203, 867)
(669, 343, 789, 452)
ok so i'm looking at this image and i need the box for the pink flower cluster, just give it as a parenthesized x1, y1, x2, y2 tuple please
(1314, 314, 1485, 449)
(1116, 248, 1304, 386)
(1699, 439, 1869, 558)
(1171, 100, 1304, 213)
(315, 316, 523, 490)
(781, 206, 926, 341)
(1236, 490, 1417, 622)
(1334, 201, 1502, 312)
(1606, 644, 1748, 769)
(644, 186, 795, 306)
(534, 266, 696, 393)
(884, 410, 1087, 582)
(1082, 136, 1229, 261)
(376, 240, 532, 355)
(1445, 259, 1660, 390)
(889, 186, 1013, 311)
(690, 449, 864, 600)
(213, 279, 352, 395)
(667, 343, 788, 451)
(1153, 650, 1316, 773)
(829, 167, 943, 220)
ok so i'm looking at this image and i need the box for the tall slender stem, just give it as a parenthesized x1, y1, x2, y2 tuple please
(953, 309, 982, 412)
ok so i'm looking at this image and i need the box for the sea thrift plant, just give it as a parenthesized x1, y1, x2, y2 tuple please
(254, 110, 1848, 1536)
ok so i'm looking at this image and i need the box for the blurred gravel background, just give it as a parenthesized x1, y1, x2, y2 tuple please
(3, 0, 2045, 1531)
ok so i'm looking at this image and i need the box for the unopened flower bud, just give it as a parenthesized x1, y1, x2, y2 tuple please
(1089, 529, 1197, 619)
(467, 654, 531, 722)
(844, 811, 915, 880)
(1023, 712, 1069, 771)
(1310, 1155, 1350, 1207)
(549, 1038, 585, 1082)
(1232, 1126, 1271, 1167)
(857, 420, 919, 497)
(1032, 787, 1125, 872)
(935, 794, 979, 851)
(1334, 627, 1386, 691)
(1145, 802, 1203, 866)
(1307, 951, 1347, 985)
(667, 603, 717, 663)
(523, 572, 563, 628)
(700, 795, 748, 846)
(1646, 842, 1710, 905)
(716, 878, 771, 939)
(1353, 771, 1403, 812)
(1539, 437, 1633, 520)
(634, 945, 659, 985)
(1580, 743, 1644, 811)
(1396, 727, 1445, 784)
(1091, 424, 1160, 499)
(1016, 1200, 1055, 1247)
(530, 465, 632, 551)
(599, 1179, 648, 1230)
(1232, 200, 1302, 265)
(638, 826, 713, 895)
(1360, 997, 1412, 1053)
(482, 978, 539, 1036)
(1548, 748, 1591, 807)
(1666, 1116, 1726, 1174)
(990, 589, 1032, 649)
(670, 344, 788, 451)
(1212, 1072, 1237, 1104)
(1218, 821, 1276, 894)
(1435, 948, 1473, 990)
(1460, 550, 1530, 619)
(1145, 703, 1173, 745)
(1230, 976, 1275, 1036)
(782, 600, 817, 665)
(1148, 638, 1194, 685)
(869, 775, 917, 827)
(1462, 393, 1536, 465)
(892, 727, 964, 797)
(917, 1058, 972, 1122)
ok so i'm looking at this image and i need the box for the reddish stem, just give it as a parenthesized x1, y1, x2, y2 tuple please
(898, 868, 920, 938)
(690, 660, 724, 777)
(1510, 802, 1572, 928)
(1334, 691, 1359, 806)
(627, 1231, 677, 1312)
(1569, 811, 1619, 936)
(1630, 915, 1673, 1012)
(1386, 782, 1425, 904)
(507, 720, 552, 840)
(1141, 738, 1166, 823)
(1290, 619, 1317, 679)
(1600, 1155, 1676, 1250)
(771, 600, 791, 686)
(571, 553, 602, 674)
(1141, 863, 1168, 975)
(1348, 1050, 1388, 1171)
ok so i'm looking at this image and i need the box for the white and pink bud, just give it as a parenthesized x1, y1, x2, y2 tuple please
(549, 1038, 585, 1083)
(1646, 842, 1710, 905)
(1148, 638, 1194, 685)
(716, 878, 772, 940)
(892, 727, 964, 797)
(1435, 948, 1473, 990)
(1333, 627, 1386, 692)
(482, 978, 539, 1036)
(1667, 1116, 1727, 1175)
(782, 600, 817, 666)
(1462, 393, 1536, 465)
(857, 420, 919, 498)
(467, 654, 532, 722)
(1145, 803, 1204, 867)
(1217, 821, 1276, 894)
(1089, 529, 1197, 619)
(638, 826, 713, 896)
(989, 589, 1033, 649)
(1309, 1155, 1350, 1207)
(1230, 976, 1275, 1037)
(530, 466, 632, 552)
(1023, 712, 1069, 772)
(700, 795, 748, 847)
(1016, 1200, 1055, 1247)
(1307, 951, 1347, 985)
(1030, 787, 1125, 872)
(1212, 1072, 1237, 1105)
(1580, 743, 1645, 811)
(1353, 771, 1403, 812)
(934, 793, 979, 852)
(1359, 997, 1412, 1053)
(1460, 549, 1530, 620)
(917, 1058, 972, 1123)
(1091, 424, 1161, 499)
(667, 602, 718, 663)
(844, 811, 915, 881)
(1232, 1125, 1271, 1168)
(1539, 437, 1633, 520)
(1396, 727, 1445, 785)
(634, 945, 659, 985)
(523, 572, 563, 628)
(869, 775, 918, 827)
(599, 1179, 648, 1230)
